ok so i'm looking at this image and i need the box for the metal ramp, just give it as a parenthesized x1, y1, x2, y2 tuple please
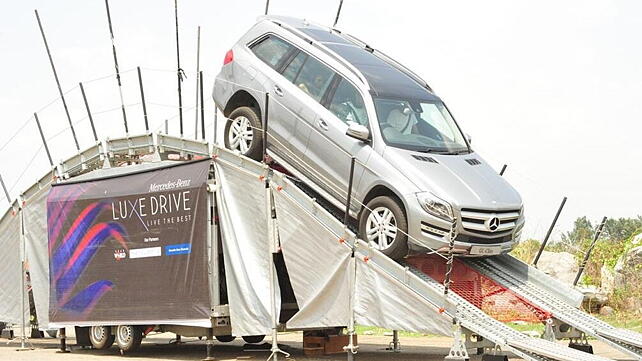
(466, 255, 642, 360)
(400, 260, 611, 361)
(265, 161, 613, 361)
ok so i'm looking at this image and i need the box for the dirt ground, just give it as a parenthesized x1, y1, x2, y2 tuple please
(0, 331, 636, 361)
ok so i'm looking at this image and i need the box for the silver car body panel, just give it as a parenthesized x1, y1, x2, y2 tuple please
(214, 16, 524, 256)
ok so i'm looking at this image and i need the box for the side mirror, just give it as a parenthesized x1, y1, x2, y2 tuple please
(346, 122, 370, 142)
(466, 133, 472, 144)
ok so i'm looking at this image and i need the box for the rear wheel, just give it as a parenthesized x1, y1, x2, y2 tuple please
(242, 335, 265, 344)
(359, 196, 409, 260)
(115, 325, 143, 354)
(224, 107, 263, 161)
(89, 325, 114, 350)
(215, 335, 236, 343)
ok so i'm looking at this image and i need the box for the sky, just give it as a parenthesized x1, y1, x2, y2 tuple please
(0, 0, 640, 241)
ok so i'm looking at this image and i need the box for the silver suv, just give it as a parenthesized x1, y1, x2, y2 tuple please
(214, 16, 524, 260)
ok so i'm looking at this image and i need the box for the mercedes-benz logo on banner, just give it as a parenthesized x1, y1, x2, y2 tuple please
(486, 217, 500, 232)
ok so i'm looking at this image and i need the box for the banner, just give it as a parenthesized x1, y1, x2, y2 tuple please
(47, 160, 211, 325)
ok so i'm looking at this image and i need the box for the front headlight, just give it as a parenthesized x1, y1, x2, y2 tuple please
(416, 192, 454, 221)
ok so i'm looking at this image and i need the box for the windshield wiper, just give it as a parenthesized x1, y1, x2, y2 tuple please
(418, 148, 470, 155)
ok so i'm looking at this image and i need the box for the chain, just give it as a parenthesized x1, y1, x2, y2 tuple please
(443, 220, 458, 295)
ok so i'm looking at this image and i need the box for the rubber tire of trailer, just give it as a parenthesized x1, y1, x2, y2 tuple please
(242, 335, 266, 343)
(89, 325, 115, 350)
(359, 195, 409, 260)
(224, 106, 263, 161)
(115, 325, 143, 353)
(216, 335, 236, 343)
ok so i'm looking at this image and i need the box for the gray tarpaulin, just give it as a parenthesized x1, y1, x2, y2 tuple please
(23, 185, 50, 329)
(214, 157, 278, 336)
(271, 174, 452, 336)
(0, 207, 25, 325)
(272, 185, 352, 328)
(354, 258, 452, 336)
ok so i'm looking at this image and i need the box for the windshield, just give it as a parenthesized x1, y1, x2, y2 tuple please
(373, 97, 469, 154)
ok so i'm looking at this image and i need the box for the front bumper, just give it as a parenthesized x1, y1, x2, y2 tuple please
(405, 198, 523, 257)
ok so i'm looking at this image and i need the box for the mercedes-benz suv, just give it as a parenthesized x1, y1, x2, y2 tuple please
(213, 16, 524, 260)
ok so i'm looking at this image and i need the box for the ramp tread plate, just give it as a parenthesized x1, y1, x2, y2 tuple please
(467, 257, 642, 358)
(402, 262, 612, 361)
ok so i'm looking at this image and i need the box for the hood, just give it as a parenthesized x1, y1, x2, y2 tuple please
(383, 147, 522, 210)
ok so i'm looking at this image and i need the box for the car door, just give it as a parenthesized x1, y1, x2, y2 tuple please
(247, 35, 301, 164)
(270, 51, 337, 180)
(305, 77, 373, 212)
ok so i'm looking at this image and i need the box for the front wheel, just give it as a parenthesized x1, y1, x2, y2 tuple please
(223, 107, 263, 161)
(89, 325, 114, 350)
(359, 196, 409, 260)
(115, 325, 143, 354)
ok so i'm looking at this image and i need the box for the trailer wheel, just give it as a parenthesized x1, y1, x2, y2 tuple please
(215, 335, 236, 343)
(89, 325, 114, 349)
(115, 325, 143, 353)
(224, 106, 263, 161)
(242, 335, 265, 344)
(359, 195, 409, 260)
(46, 329, 58, 338)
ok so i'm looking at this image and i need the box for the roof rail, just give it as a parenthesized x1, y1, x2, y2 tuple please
(267, 19, 369, 87)
(340, 32, 434, 93)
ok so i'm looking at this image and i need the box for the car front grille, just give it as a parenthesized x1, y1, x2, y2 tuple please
(459, 208, 521, 237)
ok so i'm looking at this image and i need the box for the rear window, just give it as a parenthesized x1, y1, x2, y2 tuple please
(250, 35, 293, 69)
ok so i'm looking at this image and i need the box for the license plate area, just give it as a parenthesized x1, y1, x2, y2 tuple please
(470, 245, 502, 256)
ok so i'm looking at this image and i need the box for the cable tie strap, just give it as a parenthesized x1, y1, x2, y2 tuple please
(178, 68, 187, 82)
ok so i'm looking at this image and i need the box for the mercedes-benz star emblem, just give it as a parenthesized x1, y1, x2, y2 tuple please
(486, 217, 500, 232)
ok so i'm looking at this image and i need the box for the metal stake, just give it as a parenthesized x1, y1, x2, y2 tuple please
(79, 83, 98, 141)
(333, 0, 345, 27)
(264, 0, 270, 15)
(34, 10, 79, 151)
(499, 164, 507, 176)
(34, 113, 54, 167)
(194, 26, 201, 140)
(262, 93, 269, 162)
(174, 0, 184, 136)
(104, 0, 129, 134)
(573, 216, 607, 286)
(344, 157, 356, 227)
(0, 174, 11, 204)
(137, 67, 149, 132)
(200, 71, 205, 140)
(165, 119, 169, 134)
(533, 197, 567, 266)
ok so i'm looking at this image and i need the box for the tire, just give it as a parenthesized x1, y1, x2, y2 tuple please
(89, 325, 114, 350)
(223, 106, 263, 161)
(359, 195, 409, 260)
(215, 335, 236, 343)
(242, 335, 265, 344)
(115, 325, 143, 354)
(46, 329, 58, 338)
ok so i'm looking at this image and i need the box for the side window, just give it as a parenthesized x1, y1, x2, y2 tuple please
(282, 52, 307, 82)
(292, 56, 335, 102)
(250, 36, 293, 69)
(328, 78, 369, 126)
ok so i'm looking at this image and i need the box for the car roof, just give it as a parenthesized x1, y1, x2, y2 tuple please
(264, 16, 439, 102)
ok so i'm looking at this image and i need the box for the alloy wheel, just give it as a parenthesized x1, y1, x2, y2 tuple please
(365, 206, 398, 250)
(228, 116, 253, 153)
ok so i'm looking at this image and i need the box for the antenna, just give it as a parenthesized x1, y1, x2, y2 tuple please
(265, 0, 270, 15)
(174, 0, 185, 137)
(104, 0, 129, 135)
(34, 10, 80, 152)
(333, 0, 344, 27)
(194, 26, 201, 140)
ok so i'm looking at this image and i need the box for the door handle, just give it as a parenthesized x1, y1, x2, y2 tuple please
(273, 85, 284, 97)
(317, 118, 329, 131)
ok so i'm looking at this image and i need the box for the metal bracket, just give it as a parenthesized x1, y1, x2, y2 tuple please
(445, 322, 470, 361)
